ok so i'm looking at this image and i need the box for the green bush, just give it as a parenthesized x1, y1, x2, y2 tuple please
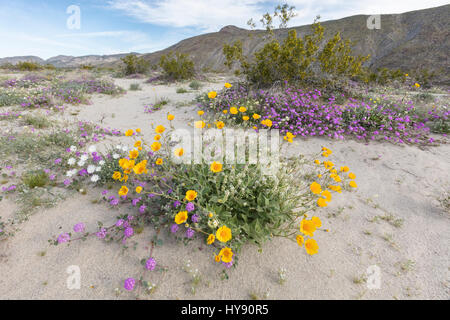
(23, 114, 52, 128)
(176, 87, 188, 94)
(224, 13, 368, 87)
(159, 51, 195, 81)
(189, 80, 202, 90)
(15, 61, 43, 71)
(129, 83, 141, 91)
(22, 170, 49, 188)
(120, 54, 150, 75)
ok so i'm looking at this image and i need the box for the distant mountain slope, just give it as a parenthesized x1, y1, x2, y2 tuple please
(141, 4, 449, 80)
(0, 53, 141, 68)
(0, 56, 45, 65)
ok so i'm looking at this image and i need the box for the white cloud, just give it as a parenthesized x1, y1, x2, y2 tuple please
(108, 0, 450, 31)
(107, 0, 266, 32)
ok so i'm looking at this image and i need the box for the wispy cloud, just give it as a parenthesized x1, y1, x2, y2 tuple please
(108, 0, 450, 31)
(107, 0, 266, 32)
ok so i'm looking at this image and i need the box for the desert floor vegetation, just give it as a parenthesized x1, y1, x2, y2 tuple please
(0, 66, 448, 300)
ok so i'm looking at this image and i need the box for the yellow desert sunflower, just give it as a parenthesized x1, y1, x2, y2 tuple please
(216, 226, 232, 243)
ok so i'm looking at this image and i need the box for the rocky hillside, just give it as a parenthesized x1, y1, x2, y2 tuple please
(0, 53, 141, 68)
(0, 56, 45, 65)
(142, 4, 449, 80)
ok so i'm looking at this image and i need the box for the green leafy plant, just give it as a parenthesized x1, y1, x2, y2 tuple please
(121, 54, 150, 75)
(159, 51, 195, 81)
(223, 6, 368, 87)
(22, 169, 49, 188)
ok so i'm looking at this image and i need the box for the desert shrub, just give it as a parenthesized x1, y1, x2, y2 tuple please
(359, 67, 407, 85)
(121, 54, 150, 76)
(21, 93, 55, 108)
(159, 51, 195, 81)
(51, 79, 124, 98)
(0, 131, 76, 164)
(22, 169, 49, 188)
(414, 92, 434, 103)
(50, 119, 358, 292)
(413, 69, 436, 88)
(189, 80, 202, 90)
(144, 98, 170, 113)
(0, 89, 26, 106)
(224, 11, 368, 87)
(176, 87, 188, 94)
(129, 83, 141, 91)
(15, 61, 43, 71)
(80, 64, 94, 70)
(22, 114, 52, 128)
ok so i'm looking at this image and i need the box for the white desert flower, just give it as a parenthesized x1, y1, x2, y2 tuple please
(122, 145, 128, 152)
(95, 166, 101, 172)
(67, 158, 76, 165)
(99, 160, 105, 166)
(88, 145, 97, 153)
(116, 145, 122, 150)
(70, 146, 77, 152)
(87, 165, 96, 174)
(91, 175, 99, 183)
(80, 154, 88, 161)
(77, 160, 85, 167)
(66, 169, 76, 177)
(112, 153, 120, 159)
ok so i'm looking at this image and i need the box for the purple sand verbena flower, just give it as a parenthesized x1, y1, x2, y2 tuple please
(186, 228, 195, 238)
(124, 227, 134, 238)
(173, 200, 181, 208)
(73, 223, 85, 233)
(145, 257, 157, 271)
(96, 228, 107, 239)
(57, 233, 70, 244)
(124, 277, 135, 291)
(186, 202, 195, 212)
(170, 223, 179, 233)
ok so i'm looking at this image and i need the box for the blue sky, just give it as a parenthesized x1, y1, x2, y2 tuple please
(0, 0, 448, 59)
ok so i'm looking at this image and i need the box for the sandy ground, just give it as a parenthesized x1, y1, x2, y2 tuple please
(0, 77, 449, 300)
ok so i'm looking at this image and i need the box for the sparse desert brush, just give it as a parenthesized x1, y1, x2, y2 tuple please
(159, 51, 195, 81)
(22, 114, 52, 128)
(129, 83, 141, 91)
(22, 169, 49, 188)
(15, 61, 43, 71)
(50, 86, 359, 294)
(223, 13, 368, 87)
(0, 87, 27, 106)
(121, 54, 150, 76)
(176, 87, 188, 94)
(189, 80, 202, 90)
(144, 98, 169, 113)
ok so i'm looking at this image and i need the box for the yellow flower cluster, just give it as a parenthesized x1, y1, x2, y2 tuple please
(283, 132, 295, 143)
(296, 216, 321, 255)
(310, 147, 357, 208)
(261, 119, 272, 127)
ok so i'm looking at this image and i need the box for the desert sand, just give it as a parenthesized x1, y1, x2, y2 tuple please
(0, 77, 449, 300)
